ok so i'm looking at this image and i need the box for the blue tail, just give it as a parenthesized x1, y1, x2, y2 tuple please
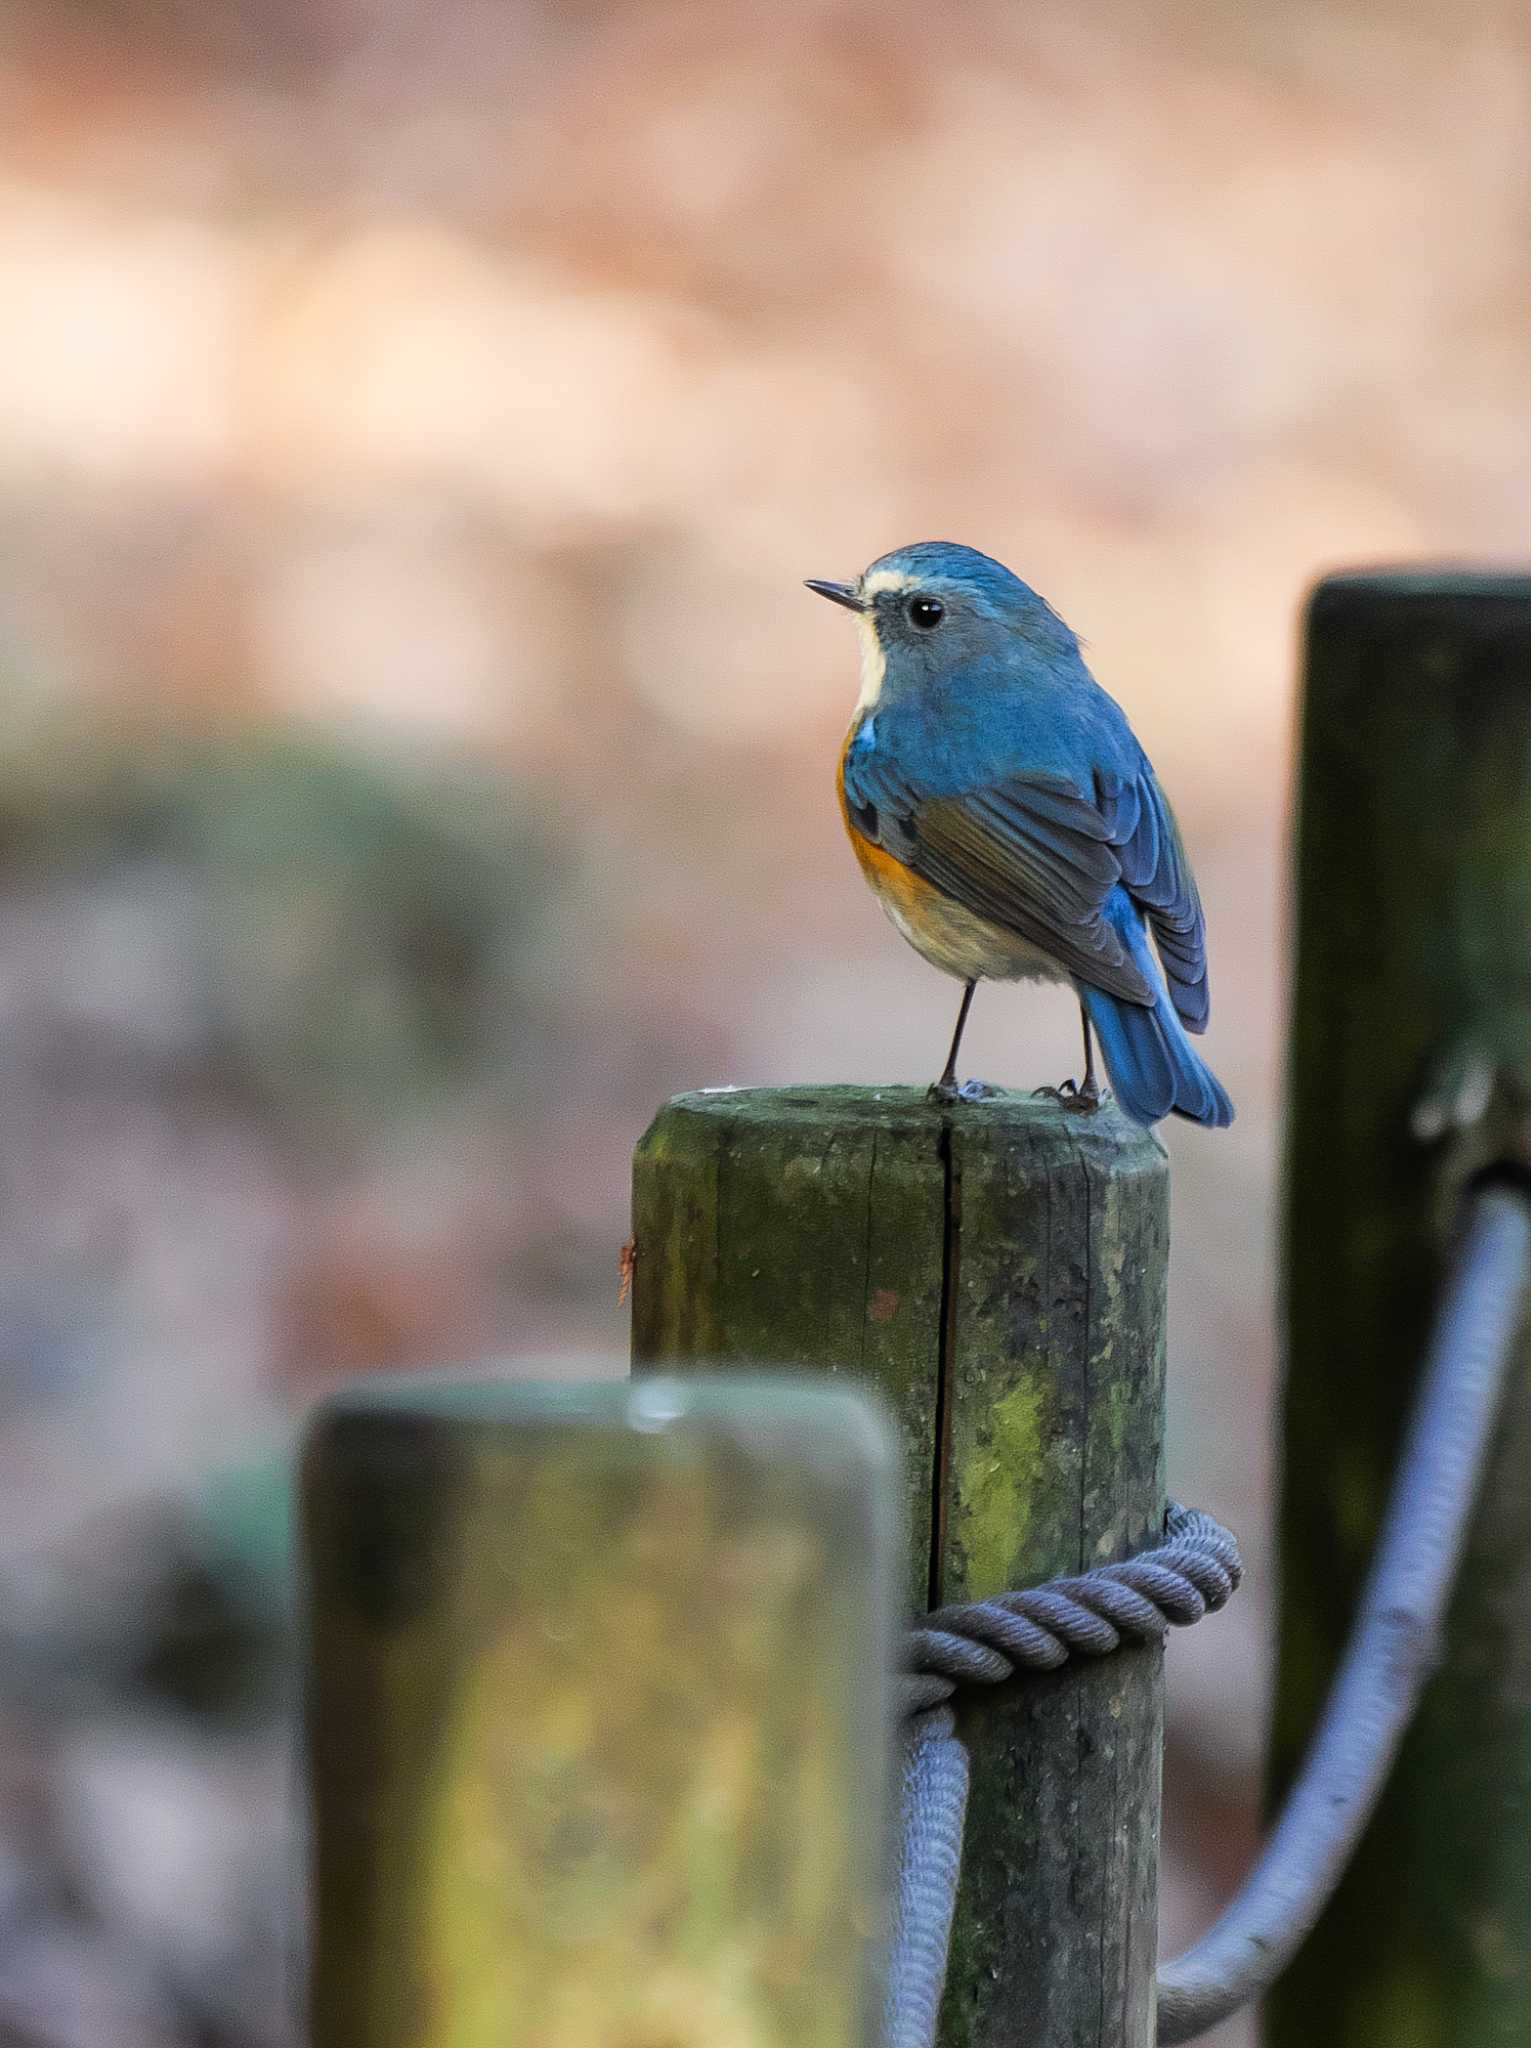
(1081, 980, 1234, 1130)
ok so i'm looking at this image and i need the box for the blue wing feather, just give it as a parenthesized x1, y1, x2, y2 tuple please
(845, 717, 1211, 1026)
(1098, 766, 1210, 1031)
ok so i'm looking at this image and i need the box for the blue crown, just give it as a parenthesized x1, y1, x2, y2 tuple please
(866, 542, 1030, 599)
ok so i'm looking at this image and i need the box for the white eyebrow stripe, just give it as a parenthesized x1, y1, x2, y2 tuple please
(861, 569, 918, 598)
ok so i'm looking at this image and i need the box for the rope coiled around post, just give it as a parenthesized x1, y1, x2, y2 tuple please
(901, 1503, 1242, 1714)
(888, 1184, 1531, 2048)
(887, 1503, 1242, 2048)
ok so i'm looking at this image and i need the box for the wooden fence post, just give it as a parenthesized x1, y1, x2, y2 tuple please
(632, 1086, 1169, 2048)
(302, 1374, 897, 2048)
(1271, 571, 1531, 2047)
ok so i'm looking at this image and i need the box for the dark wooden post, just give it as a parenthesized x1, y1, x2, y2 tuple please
(632, 1086, 1169, 2048)
(302, 1374, 897, 2048)
(1270, 571, 1531, 2047)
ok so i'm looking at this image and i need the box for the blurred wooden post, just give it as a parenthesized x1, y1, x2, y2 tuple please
(1271, 572, 1531, 2047)
(632, 1087, 1169, 2048)
(302, 1374, 897, 2048)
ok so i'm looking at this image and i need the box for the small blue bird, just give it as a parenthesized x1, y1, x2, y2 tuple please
(807, 542, 1233, 1128)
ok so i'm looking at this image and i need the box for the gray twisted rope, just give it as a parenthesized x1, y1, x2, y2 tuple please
(886, 1503, 1242, 2048)
(902, 1503, 1242, 1715)
(885, 1708, 970, 2048)
(1157, 1182, 1531, 2039)
(887, 1183, 1531, 2048)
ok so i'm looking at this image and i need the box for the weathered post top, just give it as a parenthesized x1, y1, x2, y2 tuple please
(633, 1084, 1170, 2048)
(302, 1373, 898, 2048)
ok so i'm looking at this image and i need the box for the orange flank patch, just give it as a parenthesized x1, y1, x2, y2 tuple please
(836, 722, 1051, 984)
(845, 818, 940, 923)
(836, 725, 942, 928)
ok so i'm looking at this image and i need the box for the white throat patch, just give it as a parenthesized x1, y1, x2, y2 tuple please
(852, 568, 921, 710)
(855, 614, 885, 709)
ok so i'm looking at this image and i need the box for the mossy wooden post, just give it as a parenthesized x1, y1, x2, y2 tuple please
(1271, 571, 1531, 2048)
(302, 1374, 897, 2048)
(632, 1087, 1169, 2048)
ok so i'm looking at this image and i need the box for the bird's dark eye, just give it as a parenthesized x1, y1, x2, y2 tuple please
(908, 596, 945, 630)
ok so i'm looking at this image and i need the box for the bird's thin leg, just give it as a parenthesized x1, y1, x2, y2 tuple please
(1077, 1003, 1101, 1108)
(1034, 1000, 1104, 1112)
(928, 981, 982, 1103)
(936, 981, 976, 1091)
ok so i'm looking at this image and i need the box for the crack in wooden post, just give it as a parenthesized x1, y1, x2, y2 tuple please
(931, 1114, 961, 1612)
(632, 1084, 1169, 2048)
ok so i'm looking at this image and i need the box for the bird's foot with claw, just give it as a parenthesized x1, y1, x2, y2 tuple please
(928, 1077, 1002, 1106)
(1033, 1078, 1104, 1114)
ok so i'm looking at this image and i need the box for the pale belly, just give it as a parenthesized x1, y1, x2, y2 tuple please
(873, 873, 1068, 986)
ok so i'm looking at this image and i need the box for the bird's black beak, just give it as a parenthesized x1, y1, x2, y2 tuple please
(804, 578, 866, 613)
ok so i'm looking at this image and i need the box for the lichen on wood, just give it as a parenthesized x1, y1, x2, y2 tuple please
(633, 1085, 1169, 2048)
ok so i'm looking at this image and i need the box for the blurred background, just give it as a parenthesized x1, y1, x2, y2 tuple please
(1, 0, 1528, 2040)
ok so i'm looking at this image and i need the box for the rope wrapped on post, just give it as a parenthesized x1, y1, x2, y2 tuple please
(902, 1503, 1242, 1715)
(887, 1504, 1243, 2048)
(886, 1182, 1531, 2048)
